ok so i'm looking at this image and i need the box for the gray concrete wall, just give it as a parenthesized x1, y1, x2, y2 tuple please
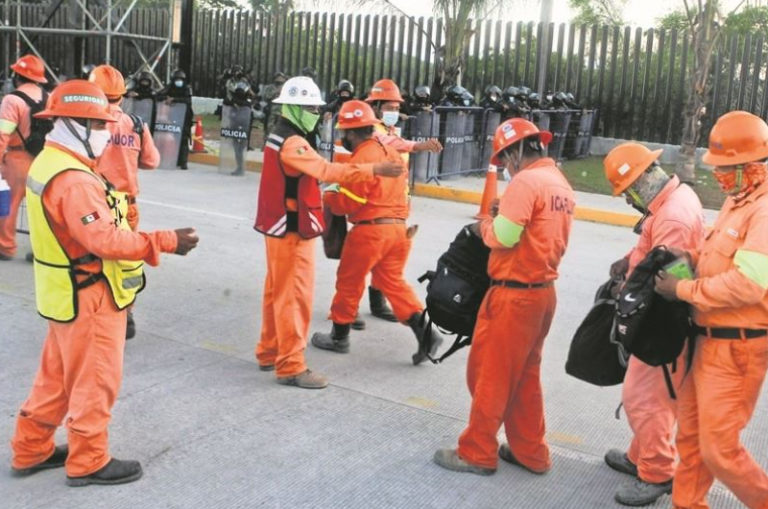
(192, 96, 221, 115)
(590, 136, 708, 166)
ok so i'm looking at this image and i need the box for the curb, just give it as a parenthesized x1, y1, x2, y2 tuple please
(188, 153, 640, 228)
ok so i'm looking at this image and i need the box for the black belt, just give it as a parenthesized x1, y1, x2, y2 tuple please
(355, 218, 406, 225)
(490, 279, 553, 289)
(126, 195, 137, 205)
(694, 326, 768, 340)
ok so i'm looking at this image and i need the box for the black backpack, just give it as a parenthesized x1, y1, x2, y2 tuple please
(614, 246, 693, 396)
(10, 89, 52, 156)
(418, 224, 491, 363)
(565, 278, 627, 386)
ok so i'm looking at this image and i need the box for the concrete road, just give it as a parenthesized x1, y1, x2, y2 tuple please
(0, 164, 760, 508)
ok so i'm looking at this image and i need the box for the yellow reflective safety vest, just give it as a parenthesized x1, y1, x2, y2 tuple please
(26, 145, 145, 323)
(374, 123, 410, 165)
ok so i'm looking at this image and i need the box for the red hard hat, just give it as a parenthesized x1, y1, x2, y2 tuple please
(88, 65, 126, 99)
(490, 118, 552, 166)
(10, 55, 47, 84)
(35, 80, 116, 122)
(336, 100, 380, 129)
(365, 79, 403, 103)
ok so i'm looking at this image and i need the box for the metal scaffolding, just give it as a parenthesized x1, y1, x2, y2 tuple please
(0, 0, 179, 86)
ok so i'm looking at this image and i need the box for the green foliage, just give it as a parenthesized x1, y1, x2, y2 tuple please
(569, 0, 627, 26)
(657, 10, 690, 30)
(723, 5, 768, 36)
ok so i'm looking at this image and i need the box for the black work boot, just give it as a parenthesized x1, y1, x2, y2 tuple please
(351, 314, 366, 330)
(66, 458, 143, 487)
(126, 311, 136, 340)
(369, 286, 397, 322)
(406, 312, 444, 365)
(311, 323, 351, 353)
(11, 445, 68, 477)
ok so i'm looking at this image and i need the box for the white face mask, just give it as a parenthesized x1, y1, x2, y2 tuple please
(174, 80, 184, 88)
(47, 119, 111, 159)
(381, 111, 399, 127)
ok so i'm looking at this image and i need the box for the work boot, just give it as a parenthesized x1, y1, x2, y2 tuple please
(258, 364, 275, 372)
(498, 444, 549, 475)
(433, 449, 496, 476)
(614, 477, 673, 506)
(311, 323, 350, 353)
(369, 286, 397, 322)
(351, 314, 366, 331)
(406, 312, 444, 365)
(604, 448, 638, 477)
(126, 311, 136, 340)
(66, 458, 143, 487)
(276, 369, 328, 389)
(11, 445, 68, 477)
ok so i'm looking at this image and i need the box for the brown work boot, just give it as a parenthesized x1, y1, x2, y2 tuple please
(499, 443, 550, 475)
(433, 449, 495, 476)
(276, 369, 328, 389)
(66, 458, 143, 487)
(11, 445, 68, 477)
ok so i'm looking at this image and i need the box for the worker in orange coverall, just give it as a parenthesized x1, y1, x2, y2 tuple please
(310, 100, 443, 365)
(433, 117, 574, 476)
(344, 78, 442, 327)
(655, 111, 768, 509)
(254, 77, 403, 390)
(601, 142, 704, 506)
(9, 80, 198, 486)
(0, 55, 47, 260)
(90, 64, 161, 340)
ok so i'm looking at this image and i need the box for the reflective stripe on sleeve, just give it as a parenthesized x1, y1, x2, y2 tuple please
(735, 249, 768, 289)
(0, 119, 17, 134)
(492, 214, 524, 248)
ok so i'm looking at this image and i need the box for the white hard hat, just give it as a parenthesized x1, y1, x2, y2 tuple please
(273, 76, 325, 106)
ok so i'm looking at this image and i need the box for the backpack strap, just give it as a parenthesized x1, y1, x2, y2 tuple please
(8, 89, 47, 152)
(128, 113, 144, 136)
(428, 334, 472, 364)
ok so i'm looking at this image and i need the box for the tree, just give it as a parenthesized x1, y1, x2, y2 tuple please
(676, 0, 744, 183)
(569, 0, 627, 25)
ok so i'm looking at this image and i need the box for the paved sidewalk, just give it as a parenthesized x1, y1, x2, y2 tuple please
(1, 164, 754, 509)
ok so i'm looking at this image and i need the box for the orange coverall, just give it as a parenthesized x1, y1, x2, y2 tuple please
(11, 143, 177, 477)
(621, 176, 704, 483)
(456, 158, 574, 470)
(256, 136, 378, 377)
(672, 179, 768, 509)
(324, 138, 422, 324)
(0, 82, 43, 257)
(97, 103, 160, 231)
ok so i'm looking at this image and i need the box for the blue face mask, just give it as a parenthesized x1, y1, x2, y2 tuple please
(382, 111, 399, 127)
(174, 80, 184, 88)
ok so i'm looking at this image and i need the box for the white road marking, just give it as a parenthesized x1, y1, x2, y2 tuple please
(139, 199, 251, 222)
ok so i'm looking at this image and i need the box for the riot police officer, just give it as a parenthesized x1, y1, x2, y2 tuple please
(158, 69, 194, 169)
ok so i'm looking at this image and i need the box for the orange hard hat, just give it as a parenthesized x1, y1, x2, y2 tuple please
(35, 80, 115, 122)
(702, 110, 768, 166)
(336, 100, 380, 130)
(603, 142, 663, 196)
(88, 64, 126, 99)
(490, 118, 552, 166)
(10, 54, 47, 84)
(365, 78, 403, 103)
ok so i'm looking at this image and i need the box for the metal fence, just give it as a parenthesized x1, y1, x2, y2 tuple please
(8, 5, 768, 147)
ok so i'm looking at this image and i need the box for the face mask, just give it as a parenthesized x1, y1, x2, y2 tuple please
(714, 162, 768, 199)
(48, 119, 111, 160)
(341, 134, 354, 152)
(174, 80, 184, 88)
(382, 111, 399, 127)
(282, 104, 320, 134)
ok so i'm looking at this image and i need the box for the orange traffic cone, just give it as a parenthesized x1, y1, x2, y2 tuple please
(191, 116, 206, 153)
(474, 164, 498, 220)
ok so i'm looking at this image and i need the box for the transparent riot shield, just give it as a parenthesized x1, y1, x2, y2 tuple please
(408, 111, 439, 182)
(122, 97, 155, 129)
(219, 105, 252, 175)
(480, 110, 501, 167)
(462, 110, 481, 173)
(152, 102, 188, 169)
(318, 116, 334, 161)
(439, 109, 467, 178)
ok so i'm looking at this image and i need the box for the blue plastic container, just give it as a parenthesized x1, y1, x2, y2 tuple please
(0, 179, 10, 217)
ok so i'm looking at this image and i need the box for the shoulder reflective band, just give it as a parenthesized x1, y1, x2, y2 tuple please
(0, 119, 18, 134)
(735, 249, 768, 289)
(492, 215, 524, 248)
(339, 186, 367, 204)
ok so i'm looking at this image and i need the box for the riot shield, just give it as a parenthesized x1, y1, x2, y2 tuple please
(219, 105, 252, 175)
(462, 110, 481, 173)
(408, 111, 439, 182)
(480, 110, 501, 167)
(439, 109, 466, 178)
(318, 116, 334, 161)
(152, 102, 188, 169)
(122, 97, 155, 130)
